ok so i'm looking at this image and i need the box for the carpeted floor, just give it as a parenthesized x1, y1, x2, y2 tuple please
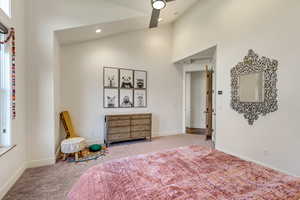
(3, 134, 212, 200)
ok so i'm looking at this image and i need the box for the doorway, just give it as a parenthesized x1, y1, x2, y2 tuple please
(185, 71, 206, 135)
(179, 46, 217, 143)
(185, 66, 214, 140)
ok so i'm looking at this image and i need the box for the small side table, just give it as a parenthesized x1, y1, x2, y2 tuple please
(61, 137, 86, 161)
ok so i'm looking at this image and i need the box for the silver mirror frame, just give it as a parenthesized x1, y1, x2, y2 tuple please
(231, 49, 278, 125)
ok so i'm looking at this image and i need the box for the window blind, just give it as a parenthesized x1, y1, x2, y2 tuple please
(0, 33, 10, 142)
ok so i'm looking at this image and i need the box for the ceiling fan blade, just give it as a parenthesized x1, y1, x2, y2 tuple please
(149, 9, 160, 29)
(166, 0, 176, 2)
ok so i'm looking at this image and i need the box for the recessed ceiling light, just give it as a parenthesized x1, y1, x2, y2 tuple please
(158, 18, 163, 22)
(96, 29, 102, 33)
(152, 0, 166, 10)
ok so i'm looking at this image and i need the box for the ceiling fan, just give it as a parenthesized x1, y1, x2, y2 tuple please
(149, 0, 175, 29)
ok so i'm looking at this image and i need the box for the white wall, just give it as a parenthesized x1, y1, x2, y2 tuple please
(190, 71, 206, 128)
(26, 0, 145, 167)
(4, 0, 300, 197)
(0, 0, 28, 198)
(173, 0, 300, 176)
(60, 24, 183, 143)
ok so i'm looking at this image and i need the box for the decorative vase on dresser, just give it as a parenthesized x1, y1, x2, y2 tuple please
(104, 113, 152, 146)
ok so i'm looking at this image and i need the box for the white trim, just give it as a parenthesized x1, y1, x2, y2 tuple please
(85, 139, 103, 146)
(0, 0, 11, 18)
(84, 132, 183, 146)
(181, 58, 217, 144)
(151, 131, 183, 138)
(217, 147, 299, 178)
(27, 157, 56, 168)
(0, 144, 15, 158)
(0, 7, 10, 23)
(0, 162, 26, 199)
(0, 33, 12, 147)
(182, 62, 212, 132)
(55, 145, 61, 160)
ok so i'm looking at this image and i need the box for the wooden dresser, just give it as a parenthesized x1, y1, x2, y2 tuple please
(104, 113, 152, 146)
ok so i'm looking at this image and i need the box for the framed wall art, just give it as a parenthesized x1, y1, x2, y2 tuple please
(103, 67, 119, 88)
(120, 89, 134, 108)
(134, 89, 147, 108)
(134, 70, 147, 89)
(120, 69, 134, 89)
(103, 67, 148, 108)
(104, 88, 119, 108)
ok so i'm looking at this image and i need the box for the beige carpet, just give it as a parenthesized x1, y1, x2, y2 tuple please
(4, 134, 212, 200)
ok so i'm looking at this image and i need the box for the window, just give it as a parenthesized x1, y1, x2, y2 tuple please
(0, 33, 11, 147)
(0, 0, 11, 17)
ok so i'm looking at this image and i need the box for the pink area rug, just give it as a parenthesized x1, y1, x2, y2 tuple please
(68, 145, 300, 200)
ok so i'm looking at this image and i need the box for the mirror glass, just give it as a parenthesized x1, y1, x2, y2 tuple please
(239, 72, 264, 102)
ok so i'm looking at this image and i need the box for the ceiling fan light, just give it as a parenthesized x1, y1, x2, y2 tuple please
(152, 0, 166, 10)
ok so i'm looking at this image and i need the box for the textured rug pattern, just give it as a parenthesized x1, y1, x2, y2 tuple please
(69, 145, 300, 200)
(4, 134, 212, 200)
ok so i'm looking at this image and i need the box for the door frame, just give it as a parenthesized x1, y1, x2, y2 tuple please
(182, 60, 217, 143)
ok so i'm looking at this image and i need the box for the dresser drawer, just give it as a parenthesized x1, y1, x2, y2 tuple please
(132, 125, 151, 131)
(105, 113, 152, 145)
(108, 126, 130, 134)
(106, 116, 130, 121)
(131, 119, 151, 126)
(131, 131, 151, 138)
(107, 120, 130, 127)
(108, 133, 130, 141)
(131, 114, 151, 120)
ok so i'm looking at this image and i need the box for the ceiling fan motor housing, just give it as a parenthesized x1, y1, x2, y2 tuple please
(152, 0, 166, 10)
(150, 0, 175, 28)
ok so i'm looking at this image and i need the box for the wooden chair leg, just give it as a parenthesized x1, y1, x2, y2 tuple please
(62, 153, 67, 161)
(75, 152, 79, 161)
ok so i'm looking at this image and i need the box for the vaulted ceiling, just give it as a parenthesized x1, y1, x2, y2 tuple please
(109, 0, 199, 22)
(56, 0, 199, 45)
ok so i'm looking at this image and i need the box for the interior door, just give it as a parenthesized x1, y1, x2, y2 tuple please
(205, 66, 213, 140)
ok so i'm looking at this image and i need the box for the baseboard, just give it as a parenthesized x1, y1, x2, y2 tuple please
(27, 157, 56, 168)
(83, 133, 183, 145)
(217, 147, 299, 177)
(55, 145, 62, 161)
(152, 131, 183, 138)
(0, 162, 26, 199)
(85, 139, 103, 146)
(29, 139, 103, 168)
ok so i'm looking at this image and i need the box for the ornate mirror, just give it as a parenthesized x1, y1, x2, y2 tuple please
(231, 50, 278, 125)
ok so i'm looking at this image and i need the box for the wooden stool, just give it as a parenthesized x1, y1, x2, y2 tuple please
(61, 137, 86, 161)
